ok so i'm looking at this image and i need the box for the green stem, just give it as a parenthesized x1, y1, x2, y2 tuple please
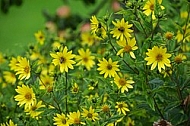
(153, 96, 165, 119)
(65, 72, 68, 115)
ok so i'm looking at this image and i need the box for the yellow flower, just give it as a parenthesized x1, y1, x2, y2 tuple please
(14, 57, 31, 80)
(125, 117, 135, 126)
(68, 110, 85, 125)
(180, 11, 188, 19)
(24, 100, 45, 120)
(81, 32, 96, 46)
(9, 56, 21, 71)
(39, 74, 54, 92)
(117, 38, 138, 58)
(0, 52, 5, 64)
(114, 74, 134, 93)
(14, 84, 36, 109)
(90, 15, 107, 39)
(71, 83, 79, 94)
(145, 46, 171, 72)
(115, 101, 130, 115)
(53, 113, 70, 126)
(174, 53, 187, 64)
(50, 46, 76, 73)
(81, 106, 99, 121)
(34, 30, 45, 45)
(110, 18, 133, 40)
(175, 24, 190, 43)
(1, 119, 17, 126)
(3, 71, 16, 84)
(143, 0, 164, 20)
(97, 58, 120, 78)
(164, 32, 173, 40)
(75, 48, 95, 71)
(101, 104, 110, 113)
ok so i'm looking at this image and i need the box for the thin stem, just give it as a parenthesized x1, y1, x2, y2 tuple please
(153, 96, 165, 119)
(65, 72, 68, 115)
(52, 92, 62, 113)
(134, 8, 148, 38)
(180, 3, 190, 50)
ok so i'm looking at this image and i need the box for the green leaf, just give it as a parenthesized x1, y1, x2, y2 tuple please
(146, 96, 155, 111)
(149, 78, 164, 85)
(132, 20, 144, 32)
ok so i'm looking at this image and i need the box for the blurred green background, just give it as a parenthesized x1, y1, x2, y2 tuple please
(0, 0, 106, 55)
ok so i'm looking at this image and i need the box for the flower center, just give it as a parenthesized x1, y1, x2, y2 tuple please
(39, 35, 44, 40)
(150, 3, 154, 11)
(124, 45, 132, 53)
(118, 27, 125, 33)
(98, 23, 102, 28)
(159, 120, 167, 126)
(175, 56, 182, 64)
(31, 106, 37, 111)
(87, 113, 93, 118)
(118, 103, 123, 108)
(44, 81, 50, 86)
(24, 66, 30, 73)
(25, 93, 32, 100)
(156, 54, 163, 61)
(60, 57, 66, 64)
(107, 64, 112, 70)
(119, 78, 126, 86)
(62, 119, 66, 124)
(102, 105, 110, 112)
(83, 57, 88, 62)
(73, 87, 79, 93)
(74, 118, 80, 124)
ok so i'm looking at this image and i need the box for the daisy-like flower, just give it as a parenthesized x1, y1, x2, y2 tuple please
(14, 84, 36, 109)
(9, 56, 21, 71)
(50, 46, 76, 73)
(53, 113, 70, 126)
(164, 31, 173, 40)
(34, 30, 45, 45)
(174, 53, 187, 64)
(75, 48, 95, 71)
(126, 117, 135, 126)
(143, 0, 164, 20)
(110, 18, 133, 41)
(3, 71, 16, 84)
(101, 104, 110, 113)
(14, 57, 31, 80)
(39, 74, 54, 92)
(71, 83, 79, 94)
(144, 46, 171, 72)
(1, 119, 17, 126)
(25, 100, 45, 120)
(81, 106, 99, 121)
(97, 58, 120, 78)
(175, 24, 190, 43)
(68, 110, 85, 125)
(90, 15, 107, 39)
(115, 101, 130, 115)
(114, 74, 134, 93)
(81, 32, 96, 46)
(117, 38, 138, 59)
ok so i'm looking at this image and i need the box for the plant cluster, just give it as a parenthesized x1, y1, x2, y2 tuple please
(0, 0, 190, 126)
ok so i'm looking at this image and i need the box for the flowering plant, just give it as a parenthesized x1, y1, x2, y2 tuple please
(0, 0, 190, 126)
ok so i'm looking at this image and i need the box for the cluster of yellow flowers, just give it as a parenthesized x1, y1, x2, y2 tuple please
(0, 0, 189, 125)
